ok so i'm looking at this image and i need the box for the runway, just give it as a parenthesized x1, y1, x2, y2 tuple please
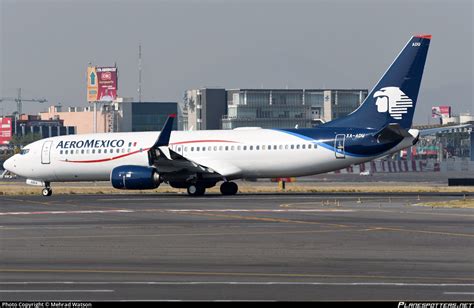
(0, 193, 473, 301)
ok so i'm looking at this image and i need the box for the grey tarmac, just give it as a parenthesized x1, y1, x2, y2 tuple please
(0, 192, 473, 301)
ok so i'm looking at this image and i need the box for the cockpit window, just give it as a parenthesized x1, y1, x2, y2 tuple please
(20, 149, 30, 155)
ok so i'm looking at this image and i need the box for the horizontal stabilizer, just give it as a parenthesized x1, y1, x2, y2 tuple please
(375, 123, 411, 142)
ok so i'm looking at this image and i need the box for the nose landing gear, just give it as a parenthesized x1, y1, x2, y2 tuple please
(42, 182, 52, 197)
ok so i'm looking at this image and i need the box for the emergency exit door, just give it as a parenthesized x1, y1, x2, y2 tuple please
(41, 141, 53, 164)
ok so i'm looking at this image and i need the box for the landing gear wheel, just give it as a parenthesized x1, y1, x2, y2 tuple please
(42, 188, 52, 197)
(187, 184, 206, 196)
(220, 181, 238, 195)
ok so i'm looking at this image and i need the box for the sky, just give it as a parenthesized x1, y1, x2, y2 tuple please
(0, 0, 472, 125)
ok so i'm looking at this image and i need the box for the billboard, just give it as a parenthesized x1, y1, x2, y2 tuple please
(87, 66, 118, 102)
(87, 66, 98, 102)
(0, 117, 12, 146)
(432, 106, 451, 118)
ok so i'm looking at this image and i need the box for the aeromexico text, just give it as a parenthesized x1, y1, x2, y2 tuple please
(56, 139, 126, 149)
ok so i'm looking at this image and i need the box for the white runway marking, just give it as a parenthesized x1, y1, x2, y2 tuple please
(1, 282, 472, 287)
(0, 209, 135, 216)
(0, 208, 353, 216)
(0, 289, 114, 293)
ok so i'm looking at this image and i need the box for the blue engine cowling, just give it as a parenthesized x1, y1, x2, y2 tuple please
(111, 165, 160, 190)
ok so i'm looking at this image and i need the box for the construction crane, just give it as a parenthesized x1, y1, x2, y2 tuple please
(0, 88, 47, 117)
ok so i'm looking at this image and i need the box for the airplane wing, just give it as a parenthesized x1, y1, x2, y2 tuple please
(147, 115, 240, 180)
(419, 124, 471, 137)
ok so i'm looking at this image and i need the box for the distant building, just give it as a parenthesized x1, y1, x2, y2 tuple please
(40, 105, 108, 134)
(322, 89, 368, 122)
(40, 102, 178, 134)
(6, 114, 75, 140)
(223, 89, 314, 129)
(182, 88, 367, 130)
(441, 113, 474, 125)
(182, 88, 227, 130)
(117, 101, 178, 132)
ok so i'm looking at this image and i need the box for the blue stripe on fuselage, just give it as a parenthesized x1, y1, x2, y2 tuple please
(272, 128, 401, 158)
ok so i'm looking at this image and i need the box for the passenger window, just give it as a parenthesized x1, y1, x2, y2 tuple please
(92, 149, 95, 154)
(249, 146, 253, 150)
(285, 145, 289, 150)
(184, 147, 188, 152)
(208, 146, 211, 151)
(256, 145, 259, 150)
(296, 145, 300, 149)
(60, 150, 63, 154)
(196, 147, 200, 151)
(104, 149, 107, 153)
(243, 146, 247, 150)
(219, 146, 223, 151)
(225, 146, 228, 151)
(290, 145, 294, 150)
(314, 144, 318, 149)
(231, 146, 235, 150)
(65, 150, 68, 154)
(302, 144, 306, 149)
(98, 149, 101, 154)
(262, 145, 266, 150)
(202, 147, 206, 151)
(237, 146, 241, 150)
(191, 147, 194, 151)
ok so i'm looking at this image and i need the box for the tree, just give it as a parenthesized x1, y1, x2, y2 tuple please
(9, 133, 44, 151)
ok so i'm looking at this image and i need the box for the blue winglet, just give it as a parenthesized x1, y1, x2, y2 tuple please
(152, 114, 176, 148)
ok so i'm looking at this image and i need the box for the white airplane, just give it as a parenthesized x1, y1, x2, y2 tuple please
(4, 35, 434, 197)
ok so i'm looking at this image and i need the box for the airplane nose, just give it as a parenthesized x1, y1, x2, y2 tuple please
(3, 157, 14, 172)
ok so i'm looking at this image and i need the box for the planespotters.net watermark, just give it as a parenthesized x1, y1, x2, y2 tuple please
(399, 303, 474, 308)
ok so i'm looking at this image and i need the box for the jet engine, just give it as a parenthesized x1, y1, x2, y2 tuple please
(111, 165, 160, 190)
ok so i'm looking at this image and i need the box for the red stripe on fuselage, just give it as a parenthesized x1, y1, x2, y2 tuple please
(61, 148, 150, 164)
(60, 140, 238, 163)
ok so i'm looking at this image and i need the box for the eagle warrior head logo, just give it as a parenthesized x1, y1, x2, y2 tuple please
(373, 87, 413, 120)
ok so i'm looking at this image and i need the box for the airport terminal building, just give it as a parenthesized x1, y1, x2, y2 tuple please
(181, 88, 368, 130)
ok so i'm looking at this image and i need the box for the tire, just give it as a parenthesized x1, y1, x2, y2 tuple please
(42, 188, 52, 197)
(187, 184, 206, 196)
(220, 182, 238, 195)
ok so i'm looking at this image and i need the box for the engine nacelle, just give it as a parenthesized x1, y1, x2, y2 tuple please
(111, 165, 160, 190)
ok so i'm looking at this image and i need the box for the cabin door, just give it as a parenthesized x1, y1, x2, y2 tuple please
(334, 134, 346, 159)
(41, 141, 53, 164)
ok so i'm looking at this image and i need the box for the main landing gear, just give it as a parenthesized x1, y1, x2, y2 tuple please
(185, 181, 238, 196)
(42, 183, 52, 197)
(187, 183, 206, 196)
(220, 181, 238, 196)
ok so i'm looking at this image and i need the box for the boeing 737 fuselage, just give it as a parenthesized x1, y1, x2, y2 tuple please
(3, 35, 432, 196)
